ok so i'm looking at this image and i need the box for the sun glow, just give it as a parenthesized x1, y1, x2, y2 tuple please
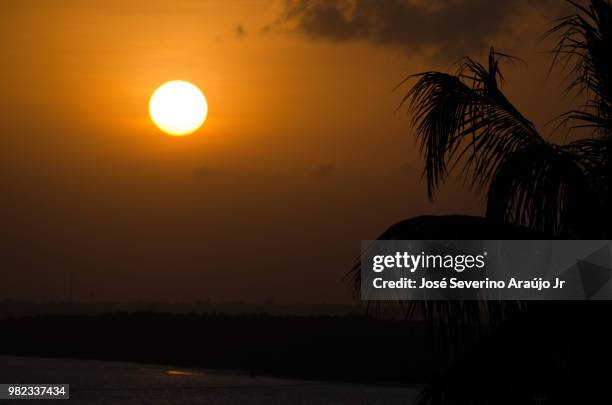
(149, 80, 208, 136)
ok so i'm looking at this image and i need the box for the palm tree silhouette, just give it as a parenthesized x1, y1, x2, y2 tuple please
(392, 0, 612, 240)
(356, 2, 612, 403)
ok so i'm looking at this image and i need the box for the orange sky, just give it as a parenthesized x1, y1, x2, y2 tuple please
(0, 0, 577, 303)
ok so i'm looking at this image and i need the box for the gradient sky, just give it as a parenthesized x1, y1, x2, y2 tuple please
(0, 0, 578, 303)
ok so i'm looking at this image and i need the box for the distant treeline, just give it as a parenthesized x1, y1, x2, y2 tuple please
(0, 300, 366, 318)
(0, 312, 454, 384)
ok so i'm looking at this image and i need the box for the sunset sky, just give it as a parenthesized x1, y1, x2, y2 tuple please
(1, 0, 577, 303)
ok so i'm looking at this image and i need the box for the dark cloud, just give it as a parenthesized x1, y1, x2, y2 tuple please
(310, 163, 337, 178)
(235, 24, 246, 38)
(276, 0, 565, 57)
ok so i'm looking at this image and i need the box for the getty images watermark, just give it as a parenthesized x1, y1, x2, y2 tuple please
(360, 240, 612, 300)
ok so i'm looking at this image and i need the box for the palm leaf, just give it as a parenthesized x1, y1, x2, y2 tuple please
(401, 48, 544, 199)
(486, 140, 598, 237)
(547, 0, 612, 138)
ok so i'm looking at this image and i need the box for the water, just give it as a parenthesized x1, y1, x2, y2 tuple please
(0, 357, 419, 404)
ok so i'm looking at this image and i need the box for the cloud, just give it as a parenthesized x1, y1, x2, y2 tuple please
(274, 0, 564, 58)
(235, 24, 247, 38)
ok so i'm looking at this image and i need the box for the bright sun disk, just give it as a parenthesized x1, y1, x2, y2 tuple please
(149, 80, 208, 136)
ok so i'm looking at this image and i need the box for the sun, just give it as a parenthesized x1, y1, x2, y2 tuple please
(149, 80, 208, 136)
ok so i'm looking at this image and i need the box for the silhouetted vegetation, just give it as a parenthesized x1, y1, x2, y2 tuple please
(0, 312, 460, 385)
(363, 1, 612, 404)
(401, 1, 612, 239)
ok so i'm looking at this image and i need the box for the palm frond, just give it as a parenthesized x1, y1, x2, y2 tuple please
(547, 0, 612, 137)
(486, 140, 598, 237)
(347, 216, 538, 327)
(401, 48, 544, 199)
